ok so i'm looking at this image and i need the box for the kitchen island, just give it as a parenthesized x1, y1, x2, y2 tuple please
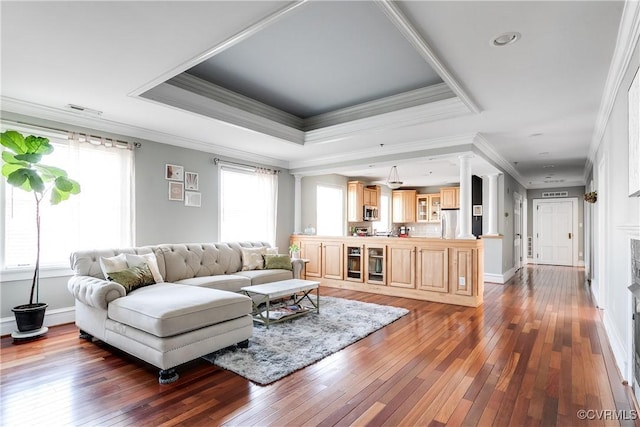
(290, 235, 484, 307)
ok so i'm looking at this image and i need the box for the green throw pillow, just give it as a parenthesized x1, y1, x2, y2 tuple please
(264, 254, 293, 271)
(108, 263, 155, 293)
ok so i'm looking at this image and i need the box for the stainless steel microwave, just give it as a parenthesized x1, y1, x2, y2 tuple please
(363, 206, 379, 221)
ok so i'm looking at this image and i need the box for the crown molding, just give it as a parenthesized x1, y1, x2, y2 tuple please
(168, 74, 304, 129)
(303, 83, 455, 131)
(304, 96, 470, 145)
(141, 82, 306, 145)
(375, 0, 481, 114)
(472, 133, 528, 189)
(0, 96, 289, 168)
(289, 133, 475, 175)
(586, 0, 640, 181)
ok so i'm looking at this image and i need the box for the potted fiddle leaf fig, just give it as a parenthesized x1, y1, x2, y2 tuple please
(1, 130, 80, 334)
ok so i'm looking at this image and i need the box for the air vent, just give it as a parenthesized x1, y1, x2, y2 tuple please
(541, 191, 568, 198)
(527, 237, 533, 258)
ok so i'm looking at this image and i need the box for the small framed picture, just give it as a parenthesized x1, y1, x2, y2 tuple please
(185, 191, 201, 207)
(168, 182, 184, 201)
(473, 205, 483, 216)
(165, 164, 184, 181)
(185, 172, 199, 190)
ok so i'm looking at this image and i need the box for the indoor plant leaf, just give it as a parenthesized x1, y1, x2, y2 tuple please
(0, 130, 27, 154)
(2, 151, 29, 166)
(2, 162, 25, 178)
(14, 153, 43, 163)
(24, 135, 53, 155)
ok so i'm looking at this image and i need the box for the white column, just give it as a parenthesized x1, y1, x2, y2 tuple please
(486, 173, 500, 236)
(457, 154, 475, 239)
(294, 175, 302, 234)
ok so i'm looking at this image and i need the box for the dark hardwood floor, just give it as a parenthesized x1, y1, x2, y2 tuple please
(2, 265, 639, 426)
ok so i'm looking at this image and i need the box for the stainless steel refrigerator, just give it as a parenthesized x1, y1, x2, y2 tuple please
(440, 209, 459, 239)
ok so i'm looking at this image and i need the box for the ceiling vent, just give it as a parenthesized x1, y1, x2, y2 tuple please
(542, 191, 568, 198)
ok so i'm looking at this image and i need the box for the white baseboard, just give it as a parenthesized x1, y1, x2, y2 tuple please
(603, 311, 629, 384)
(485, 267, 516, 284)
(1, 306, 75, 336)
(578, 260, 585, 267)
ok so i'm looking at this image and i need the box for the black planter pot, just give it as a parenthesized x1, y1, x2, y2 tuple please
(12, 303, 48, 332)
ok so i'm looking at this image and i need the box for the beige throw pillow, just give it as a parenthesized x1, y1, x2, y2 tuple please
(241, 247, 266, 271)
(126, 253, 164, 283)
(99, 254, 128, 280)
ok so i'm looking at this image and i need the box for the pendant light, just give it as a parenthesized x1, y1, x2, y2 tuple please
(386, 165, 403, 189)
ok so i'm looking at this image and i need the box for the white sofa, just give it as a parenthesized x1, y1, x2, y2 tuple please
(68, 242, 302, 383)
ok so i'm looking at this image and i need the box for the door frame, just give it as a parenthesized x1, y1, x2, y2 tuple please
(532, 197, 579, 266)
(513, 192, 523, 271)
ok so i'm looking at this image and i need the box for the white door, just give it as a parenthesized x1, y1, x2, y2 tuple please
(514, 193, 523, 270)
(535, 200, 574, 266)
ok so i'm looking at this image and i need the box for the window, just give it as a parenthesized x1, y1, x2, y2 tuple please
(373, 194, 391, 233)
(219, 165, 278, 245)
(2, 128, 134, 271)
(316, 185, 344, 236)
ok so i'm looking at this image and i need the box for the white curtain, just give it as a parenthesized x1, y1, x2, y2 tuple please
(2, 128, 134, 268)
(220, 164, 278, 246)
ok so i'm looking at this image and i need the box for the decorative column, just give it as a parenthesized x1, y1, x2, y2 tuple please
(485, 173, 500, 236)
(294, 175, 302, 234)
(458, 154, 475, 239)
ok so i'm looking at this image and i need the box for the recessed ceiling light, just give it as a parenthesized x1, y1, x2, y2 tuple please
(529, 132, 543, 137)
(542, 165, 555, 168)
(491, 31, 521, 47)
(538, 152, 550, 156)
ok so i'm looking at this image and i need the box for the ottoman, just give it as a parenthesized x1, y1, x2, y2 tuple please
(103, 283, 253, 383)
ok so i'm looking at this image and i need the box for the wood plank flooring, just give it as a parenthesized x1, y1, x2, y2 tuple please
(1, 265, 639, 426)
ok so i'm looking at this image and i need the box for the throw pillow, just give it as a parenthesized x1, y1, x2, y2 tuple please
(241, 247, 266, 271)
(266, 247, 279, 255)
(125, 253, 164, 283)
(108, 264, 155, 293)
(99, 253, 128, 280)
(264, 254, 293, 271)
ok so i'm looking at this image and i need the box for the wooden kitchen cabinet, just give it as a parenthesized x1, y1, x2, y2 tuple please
(345, 244, 364, 282)
(322, 241, 344, 280)
(300, 239, 322, 278)
(365, 245, 386, 285)
(416, 247, 449, 292)
(363, 185, 380, 207)
(347, 181, 364, 222)
(440, 187, 460, 209)
(417, 193, 441, 222)
(387, 244, 415, 288)
(392, 190, 417, 223)
(450, 248, 475, 296)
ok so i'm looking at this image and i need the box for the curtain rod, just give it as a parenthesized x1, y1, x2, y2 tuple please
(212, 157, 280, 174)
(1, 119, 142, 148)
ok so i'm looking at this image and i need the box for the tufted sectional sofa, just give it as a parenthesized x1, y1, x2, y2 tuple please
(68, 241, 303, 383)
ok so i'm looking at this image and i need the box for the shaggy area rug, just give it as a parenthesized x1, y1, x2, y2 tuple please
(202, 296, 409, 385)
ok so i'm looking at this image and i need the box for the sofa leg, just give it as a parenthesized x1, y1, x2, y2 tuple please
(237, 339, 249, 349)
(79, 330, 93, 341)
(159, 368, 179, 384)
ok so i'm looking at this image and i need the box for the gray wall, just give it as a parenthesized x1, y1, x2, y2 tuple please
(527, 186, 586, 264)
(0, 114, 295, 321)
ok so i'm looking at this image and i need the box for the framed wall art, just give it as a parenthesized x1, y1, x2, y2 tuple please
(185, 172, 199, 190)
(185, 191, 201, 207)
(168, 181, 184, 201)
(165, 164, 184, 181)
(629, 67, 640, 197)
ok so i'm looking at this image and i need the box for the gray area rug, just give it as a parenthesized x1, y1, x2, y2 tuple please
(202, 296, 409, 385)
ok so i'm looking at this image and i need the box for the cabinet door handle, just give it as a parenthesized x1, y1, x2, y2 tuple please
(568, 233, 572, 239)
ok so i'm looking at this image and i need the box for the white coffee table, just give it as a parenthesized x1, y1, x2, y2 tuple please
(241, 279, 320, 328)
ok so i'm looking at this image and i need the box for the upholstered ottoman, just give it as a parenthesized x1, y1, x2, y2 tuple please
(102, 283, 253, 383)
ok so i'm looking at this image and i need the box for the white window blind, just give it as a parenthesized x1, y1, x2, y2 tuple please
(219, 164, 278, 245)
(2, 129, 134, 269)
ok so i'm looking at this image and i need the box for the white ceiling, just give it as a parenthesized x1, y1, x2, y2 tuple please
(0, 1, 626, 190)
